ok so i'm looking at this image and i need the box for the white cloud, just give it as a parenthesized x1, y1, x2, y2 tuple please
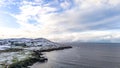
(108, 0, 120, 6)
(46, 30, 120, 42)
(60, 0, 71, 9)
(0, 0, 120, 42)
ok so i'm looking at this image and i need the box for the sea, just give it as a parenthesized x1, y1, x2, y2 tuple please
(31, 43, 120, 68)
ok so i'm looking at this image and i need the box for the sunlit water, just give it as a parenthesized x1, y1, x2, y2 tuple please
(31, 43, 120, 68)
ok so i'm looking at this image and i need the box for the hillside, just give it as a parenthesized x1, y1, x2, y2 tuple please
(0, 38, 65, 50)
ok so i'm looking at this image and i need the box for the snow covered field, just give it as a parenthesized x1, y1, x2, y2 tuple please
(0, 46, 11, 50)
(0, 50, 32, 67)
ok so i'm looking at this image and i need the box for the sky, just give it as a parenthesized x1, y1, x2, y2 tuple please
(0, 0, 120, 42)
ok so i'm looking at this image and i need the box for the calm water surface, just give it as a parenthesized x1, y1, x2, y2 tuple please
(31, 43, 120, 68)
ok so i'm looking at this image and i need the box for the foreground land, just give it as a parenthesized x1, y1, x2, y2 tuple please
(0, 46, 72, 68)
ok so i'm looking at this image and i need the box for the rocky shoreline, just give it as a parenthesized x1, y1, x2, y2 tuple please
(39, 46, 72, 52)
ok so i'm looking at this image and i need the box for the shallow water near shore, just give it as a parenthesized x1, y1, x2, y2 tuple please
(31, 43, 120, 68)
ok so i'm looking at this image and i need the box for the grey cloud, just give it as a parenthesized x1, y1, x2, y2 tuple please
(79, 7, 120, 23)
(61, 6, 120, 32)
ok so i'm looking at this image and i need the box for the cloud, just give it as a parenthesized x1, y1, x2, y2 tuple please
(46, 30, 120, 42)
(0, 0, 120, 42)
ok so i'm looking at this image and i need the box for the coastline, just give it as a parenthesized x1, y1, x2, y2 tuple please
(0, 46, 72, 68)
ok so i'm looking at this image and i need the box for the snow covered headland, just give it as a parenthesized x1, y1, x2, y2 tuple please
(0, 38, 72, 68)
(0, 38, 66, 50)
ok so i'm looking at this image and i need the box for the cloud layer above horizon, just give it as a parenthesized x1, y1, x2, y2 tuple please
(0, 0, 120, 42)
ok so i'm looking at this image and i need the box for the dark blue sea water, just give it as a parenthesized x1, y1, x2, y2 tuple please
(31, 43, 120, 68)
